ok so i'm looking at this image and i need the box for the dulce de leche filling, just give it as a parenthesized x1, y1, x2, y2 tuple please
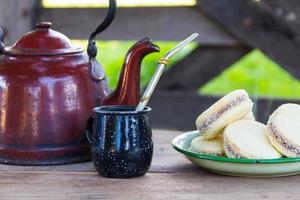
(268, 122, 300, 156)
(225, 143, 243, 158)
(197, 95, 248, 134)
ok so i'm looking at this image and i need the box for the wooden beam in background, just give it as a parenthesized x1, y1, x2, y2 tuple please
(197, 0, 300, 80)
(0, 0, 37, 45)
(39, 7, 241, 45)
(157, 45, 251, 90)
(259, 0, 300, 36)
(149, 91, 300, 130)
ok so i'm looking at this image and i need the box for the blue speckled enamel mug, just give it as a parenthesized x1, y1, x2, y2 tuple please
(86, 106, 153, 178)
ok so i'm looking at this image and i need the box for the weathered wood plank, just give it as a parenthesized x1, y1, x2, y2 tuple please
(0, 130, 195, 173)
(197, 0, 300, 80)
(38, 7, 241, 45)
(148, 91, 300, 130)
(157, 46, 251, 90)
(0, 170, 300, 200)
(259, 0, 300, 36)
(0, 0, 36, 45)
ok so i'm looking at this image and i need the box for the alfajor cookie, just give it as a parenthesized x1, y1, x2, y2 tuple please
(243, 112, 255, 120)
(195, 90, 253, 139)
(224, 120, 281, 159)
(267, 104, 300, 157)
(189, 135, 224, 156)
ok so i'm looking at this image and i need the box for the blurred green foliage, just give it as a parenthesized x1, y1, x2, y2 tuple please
(72, 40, 197, 89)
(200, 49, 300, 99)
(73, 41, 300, 99)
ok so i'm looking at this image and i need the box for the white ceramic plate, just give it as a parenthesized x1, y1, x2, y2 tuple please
(172, 130, 300, 177)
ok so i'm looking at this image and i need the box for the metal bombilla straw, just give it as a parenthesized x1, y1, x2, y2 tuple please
(136, 33, 199, 111)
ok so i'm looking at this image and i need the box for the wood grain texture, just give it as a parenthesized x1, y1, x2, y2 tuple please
(0, 130, 299, 199)
(0, 130, 195, 173)
(197, 0, 300, 80)
(258, 0, 300, 38)
(38, 7, 240, 45)
(0, 169, 300, 199)
(0, 0, 36, 45)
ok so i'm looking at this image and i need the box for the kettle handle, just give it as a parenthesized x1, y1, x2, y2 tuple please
(0, 27, 4, 54)
(87, 0, 117, 81)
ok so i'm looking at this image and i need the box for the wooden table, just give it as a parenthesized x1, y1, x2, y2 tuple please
(0, 130, 300, 200)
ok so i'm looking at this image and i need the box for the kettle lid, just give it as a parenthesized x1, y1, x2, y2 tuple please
(4, 22, 83, 56)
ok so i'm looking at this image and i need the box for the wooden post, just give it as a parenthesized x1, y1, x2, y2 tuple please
(198, 0, 300, 80)
(0, 0, 37, 45)
(39, 6, 241, 45)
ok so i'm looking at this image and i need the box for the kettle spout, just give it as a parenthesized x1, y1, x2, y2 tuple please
(102, 38, 160, 106)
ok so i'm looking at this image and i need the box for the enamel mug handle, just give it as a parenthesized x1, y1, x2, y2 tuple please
(0, 27, 5, 54)
(86, 115, 95, 144)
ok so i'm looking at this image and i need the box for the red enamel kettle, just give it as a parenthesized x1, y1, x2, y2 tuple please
(0, 0, 159, 165)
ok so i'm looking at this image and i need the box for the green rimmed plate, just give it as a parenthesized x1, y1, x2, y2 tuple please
(172, 130, 300, 177)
